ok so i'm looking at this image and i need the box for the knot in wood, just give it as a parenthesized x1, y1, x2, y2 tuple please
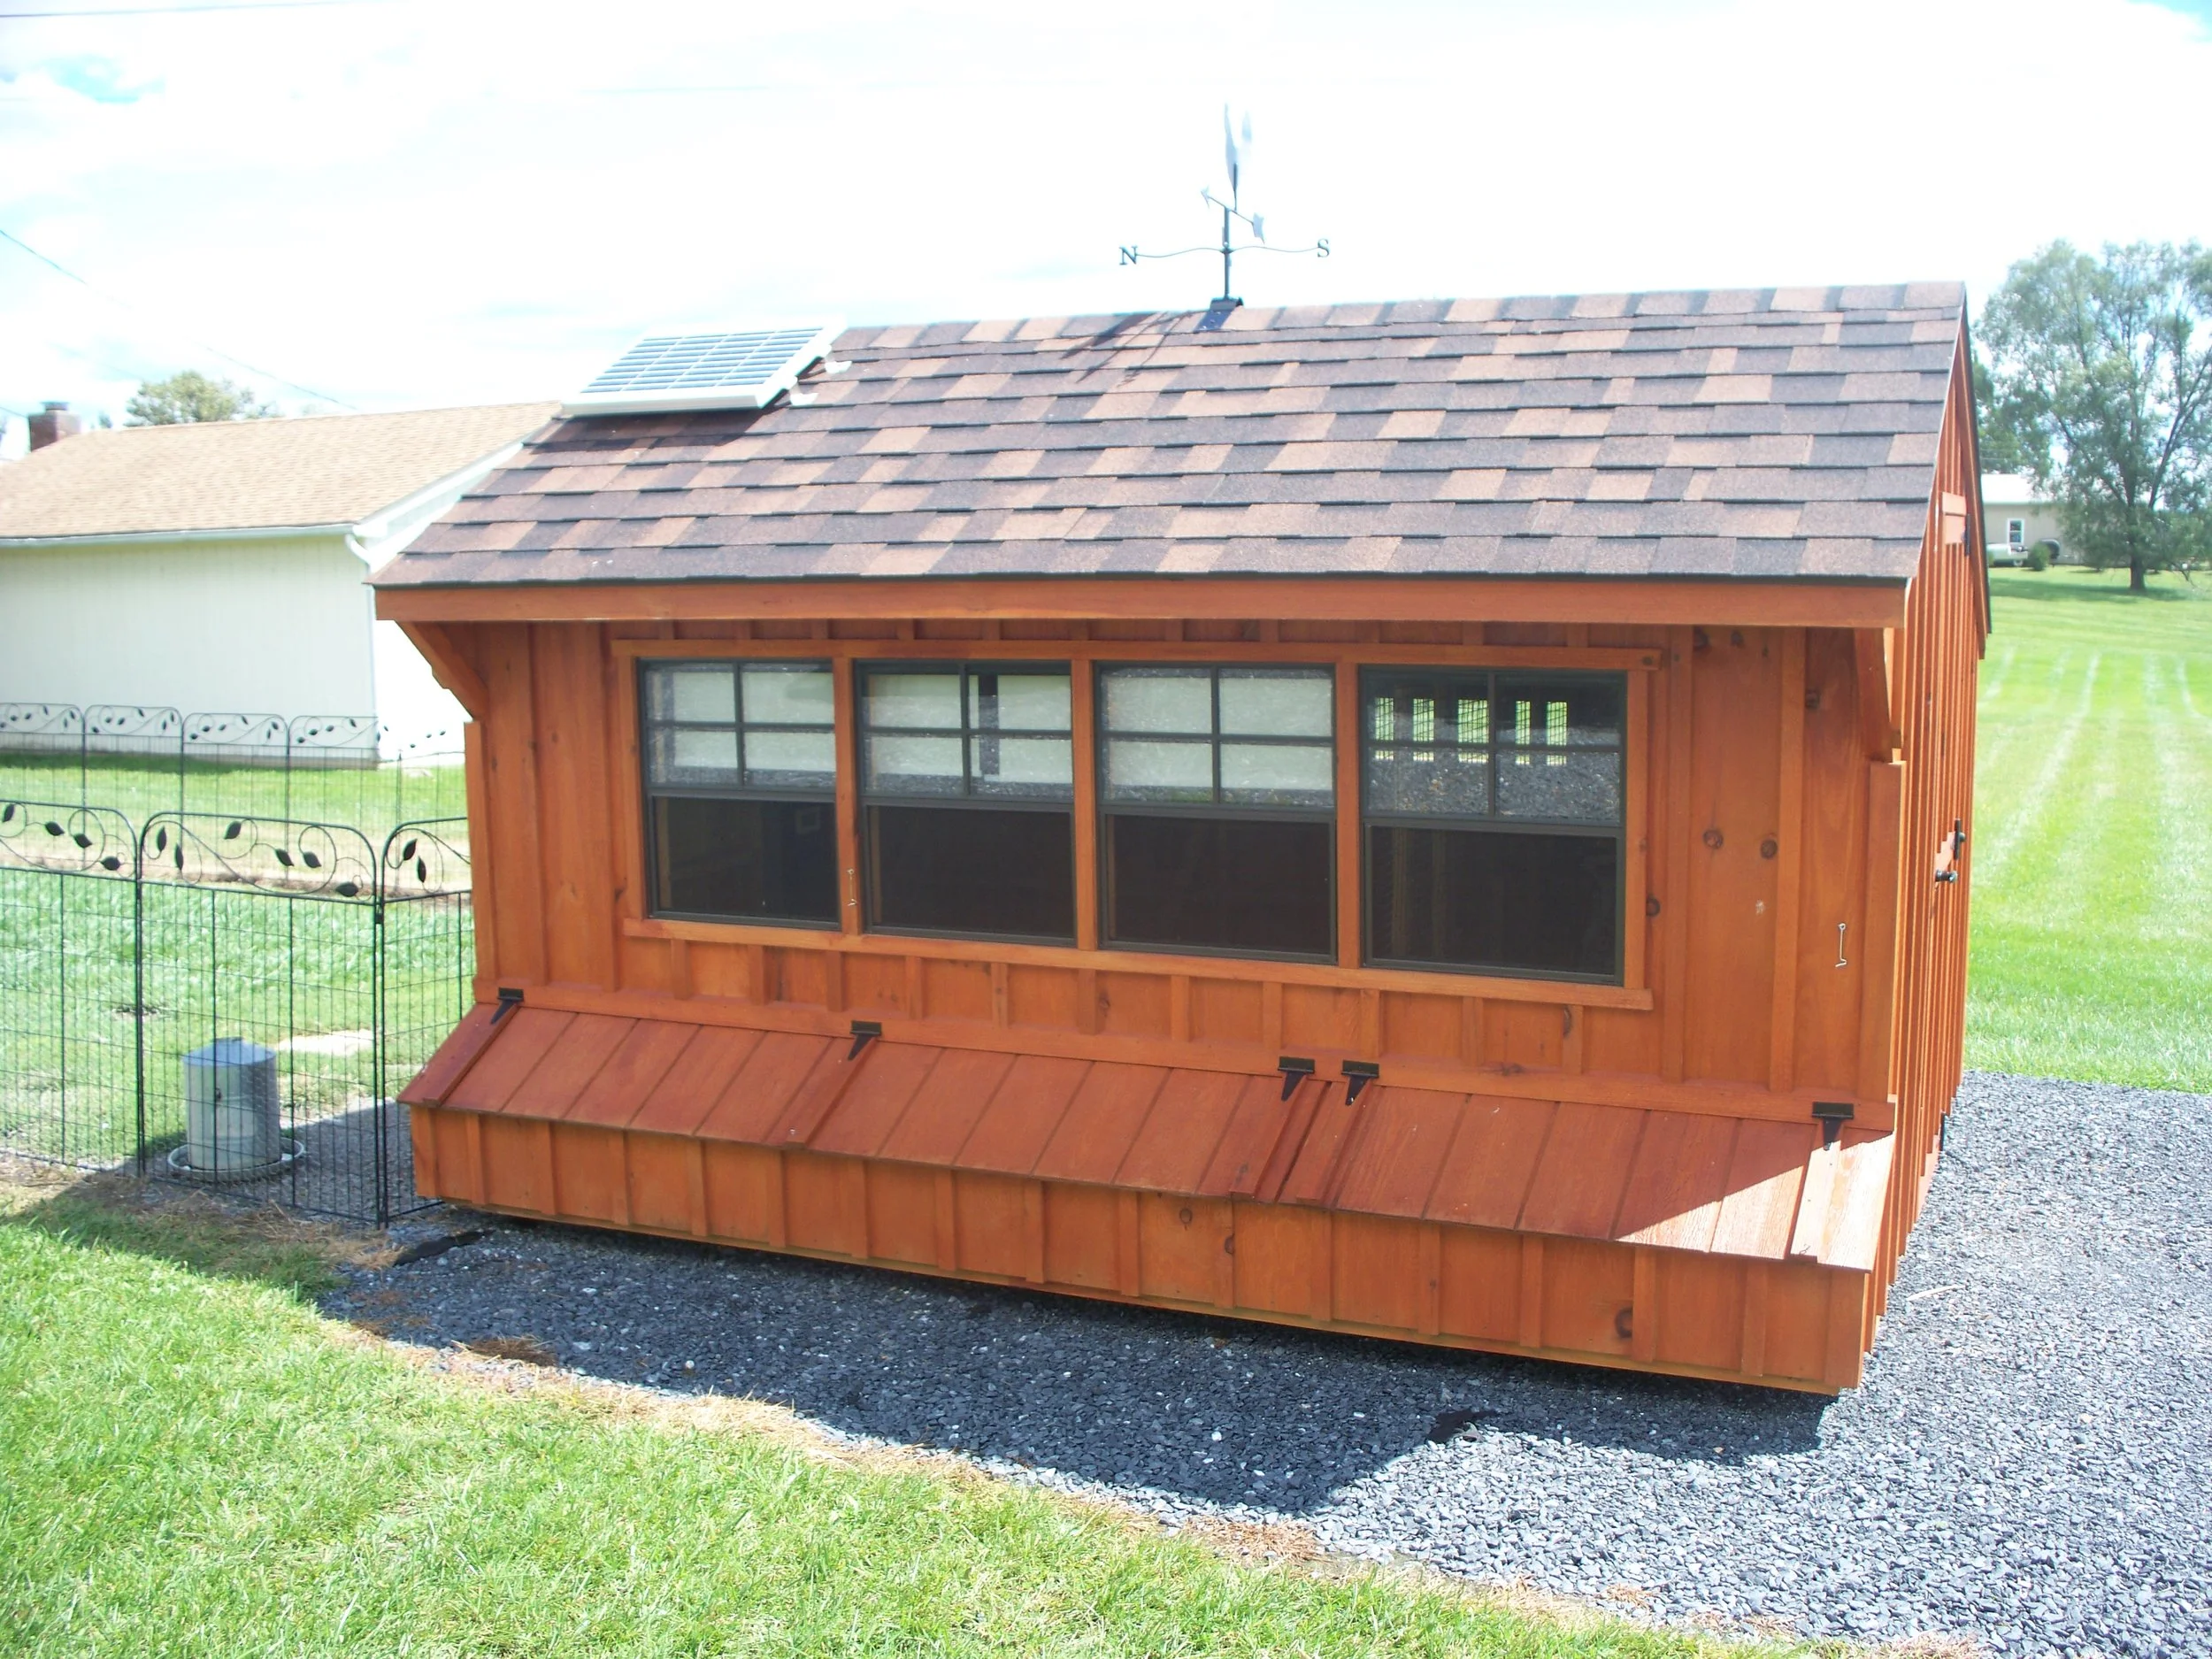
(1760, 836, 1779, 859)
(1701, 826, 1724, 850)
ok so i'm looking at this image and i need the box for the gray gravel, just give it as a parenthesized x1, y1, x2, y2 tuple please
(330, 1071, 2212, 1655)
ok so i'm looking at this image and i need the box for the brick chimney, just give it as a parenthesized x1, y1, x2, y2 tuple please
(28, 401, 83, 450)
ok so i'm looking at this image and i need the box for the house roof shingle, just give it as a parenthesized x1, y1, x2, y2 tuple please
(0, 402, 561, 541)
(373, 285, 1964, 592)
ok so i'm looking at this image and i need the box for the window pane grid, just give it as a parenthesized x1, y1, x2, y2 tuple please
(643, 661, 834, 797)
(863, 664, 1072, 803)
(1099, 664, 1334, 813)
(1362, 668, 1626, 983)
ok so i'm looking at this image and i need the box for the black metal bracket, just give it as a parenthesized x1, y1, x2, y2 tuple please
(1277, 1056, 1316, 1101)
(490, 986, 524, 1025)
(1812, 1100, 1855, 1148)
(848, 1019, 883, 1061)
(1341, 1060, 1380, 1105)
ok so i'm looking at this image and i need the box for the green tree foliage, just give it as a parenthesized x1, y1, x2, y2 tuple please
(1978, 241, 2212, 591)
(1970, 349, 2035, 475)
(125, 370, 276, 426)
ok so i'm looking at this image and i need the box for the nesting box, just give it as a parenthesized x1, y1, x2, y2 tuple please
(376, 287, 1985, 1391)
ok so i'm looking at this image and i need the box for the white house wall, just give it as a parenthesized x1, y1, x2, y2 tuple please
(0, 532, 376, 717)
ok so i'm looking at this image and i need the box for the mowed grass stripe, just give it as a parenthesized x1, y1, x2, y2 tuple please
(1967, 571, 2212, 1091)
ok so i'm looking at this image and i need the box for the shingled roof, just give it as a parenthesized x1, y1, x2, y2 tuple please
(373, 284, 1966, 592)
(2, 403, 558, 542)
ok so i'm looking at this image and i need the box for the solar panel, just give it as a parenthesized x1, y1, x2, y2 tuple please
(562, 322, 843, 415)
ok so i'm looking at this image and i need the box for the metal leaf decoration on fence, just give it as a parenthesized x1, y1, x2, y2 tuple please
(140, 812, 376, 898)
(381, 818, 470, 896)
(0, 801, 136, 876)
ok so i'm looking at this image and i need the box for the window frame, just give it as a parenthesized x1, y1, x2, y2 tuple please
(1094, 660, 1339, 964)
(856, 658, 1079, 946)
(637, 656, 841, 929)
(1358, 665, 1629, 986)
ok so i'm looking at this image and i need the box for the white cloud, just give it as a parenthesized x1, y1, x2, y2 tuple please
(3, 0, 2208, 448)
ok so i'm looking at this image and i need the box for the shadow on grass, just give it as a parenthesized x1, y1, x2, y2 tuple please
(0, 1156, 383, 1299)
(1988, 569, 2207, 606)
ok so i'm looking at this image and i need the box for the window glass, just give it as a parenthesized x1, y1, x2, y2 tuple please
(1098, 664, 1336, 957)
(1098, 665, 1333, 810)
(860, 663, 1076, 941)
(640, 660, 838, 925)
(1362, 669, 1624, 980)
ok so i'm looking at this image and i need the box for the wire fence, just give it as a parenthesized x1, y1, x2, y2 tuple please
(0, 701, 466, 842)
(0, 795, 472, 1225)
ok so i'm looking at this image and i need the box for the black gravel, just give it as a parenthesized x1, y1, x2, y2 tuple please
(327, 1072, 2212, 1655)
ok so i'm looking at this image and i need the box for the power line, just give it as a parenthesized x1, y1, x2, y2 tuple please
(0, 224, 356, 408)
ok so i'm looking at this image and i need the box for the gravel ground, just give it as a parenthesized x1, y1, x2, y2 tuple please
(329, 1072, 2212, 1655)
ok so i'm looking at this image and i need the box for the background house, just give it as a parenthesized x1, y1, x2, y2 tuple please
(0, 401, 556, 750)
(1980, 472, 2064, 564)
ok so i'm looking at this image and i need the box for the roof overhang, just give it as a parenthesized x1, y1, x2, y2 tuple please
(0, 522, 353, 551)
(374, 573, 1909, 631)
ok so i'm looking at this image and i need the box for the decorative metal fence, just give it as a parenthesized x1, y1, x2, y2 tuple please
(0, 797, 472, 1225)
(0, 702, 465, 836)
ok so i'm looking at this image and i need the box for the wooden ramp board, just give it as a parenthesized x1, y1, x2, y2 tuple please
(402, 1005, 1894, 1391)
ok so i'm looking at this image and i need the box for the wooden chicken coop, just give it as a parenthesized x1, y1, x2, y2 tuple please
(376, 286, 1985, 1392)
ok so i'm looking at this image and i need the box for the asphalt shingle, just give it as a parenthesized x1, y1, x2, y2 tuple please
(373, 286, 1963, 592)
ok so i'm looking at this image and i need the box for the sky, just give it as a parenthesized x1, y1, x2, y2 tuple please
(3, 0, 2209, 453)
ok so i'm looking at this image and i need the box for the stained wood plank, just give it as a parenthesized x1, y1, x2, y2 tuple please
(629, 1025, 764, 1136)
(511, 1013, 636, 1119)
(694, 1032, 840, 1143)
(445, 1009, 572, 1114)
(1709, 1118, 1816, 1260)
(807, 1042, 942, 1157)
(1114, 1070, 1248, 1194)
(1813, 1130, 1895, 1271)
(398, 1002, 503, 1107)
(1518, 1102, 1646, 1239)
(1197, 1076, 1301, 1197)
(877, 1048, 1018, 1165)
(566, 1018, 699, 1127)
(1424, 1094, 1555, 1229)
(1328, 1087, 1462, 1218)
(1274, 1083, 1362, 1208)
(956, 1054, 1092, 1174)
(1033, 1062, 1171, 1185)
(1613, 1111, 1737, 1252)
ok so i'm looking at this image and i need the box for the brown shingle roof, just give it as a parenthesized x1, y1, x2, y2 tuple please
(374, 286, 1963, 592)
(0, 402, 560, 541)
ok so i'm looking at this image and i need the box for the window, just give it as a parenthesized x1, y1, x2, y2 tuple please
(859, 664, 1075, 941)
(1363, 671, 1624, 980)
(2007, 518, 2025, 549)
(1097, 665, 1334, 958)
(641, 660, 838, 925)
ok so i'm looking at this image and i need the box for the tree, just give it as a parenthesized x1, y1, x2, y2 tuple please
(1978, 241, 2212, 590)
(125, 370, 276, 426)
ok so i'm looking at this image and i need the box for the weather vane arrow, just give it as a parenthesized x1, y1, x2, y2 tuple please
(1120, 107, 1330, 324)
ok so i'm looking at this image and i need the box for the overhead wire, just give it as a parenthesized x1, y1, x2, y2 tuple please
(0, 224, 356, 408)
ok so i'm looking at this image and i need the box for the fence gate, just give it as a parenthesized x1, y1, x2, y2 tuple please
(0, 799, 472, 1225)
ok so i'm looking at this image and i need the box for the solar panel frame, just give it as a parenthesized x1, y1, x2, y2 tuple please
(562, 321, 843, 415)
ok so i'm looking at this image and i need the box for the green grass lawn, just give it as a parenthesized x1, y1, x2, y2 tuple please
(0, 1179, 1756, 1659)
(1969, 567, 2212, 1091)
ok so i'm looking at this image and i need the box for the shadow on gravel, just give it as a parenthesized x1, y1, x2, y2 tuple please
(343, 1213, 1834, 1513)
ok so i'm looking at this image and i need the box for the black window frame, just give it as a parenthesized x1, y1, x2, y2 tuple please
(856, 659, 1078, 946)
(639, 657, 839, 928)
(1360, 666, 1628, 985)
(1094, 661, 1338, 964)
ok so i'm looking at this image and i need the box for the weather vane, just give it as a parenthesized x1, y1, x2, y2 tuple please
(1120, 108, 1329, 326)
